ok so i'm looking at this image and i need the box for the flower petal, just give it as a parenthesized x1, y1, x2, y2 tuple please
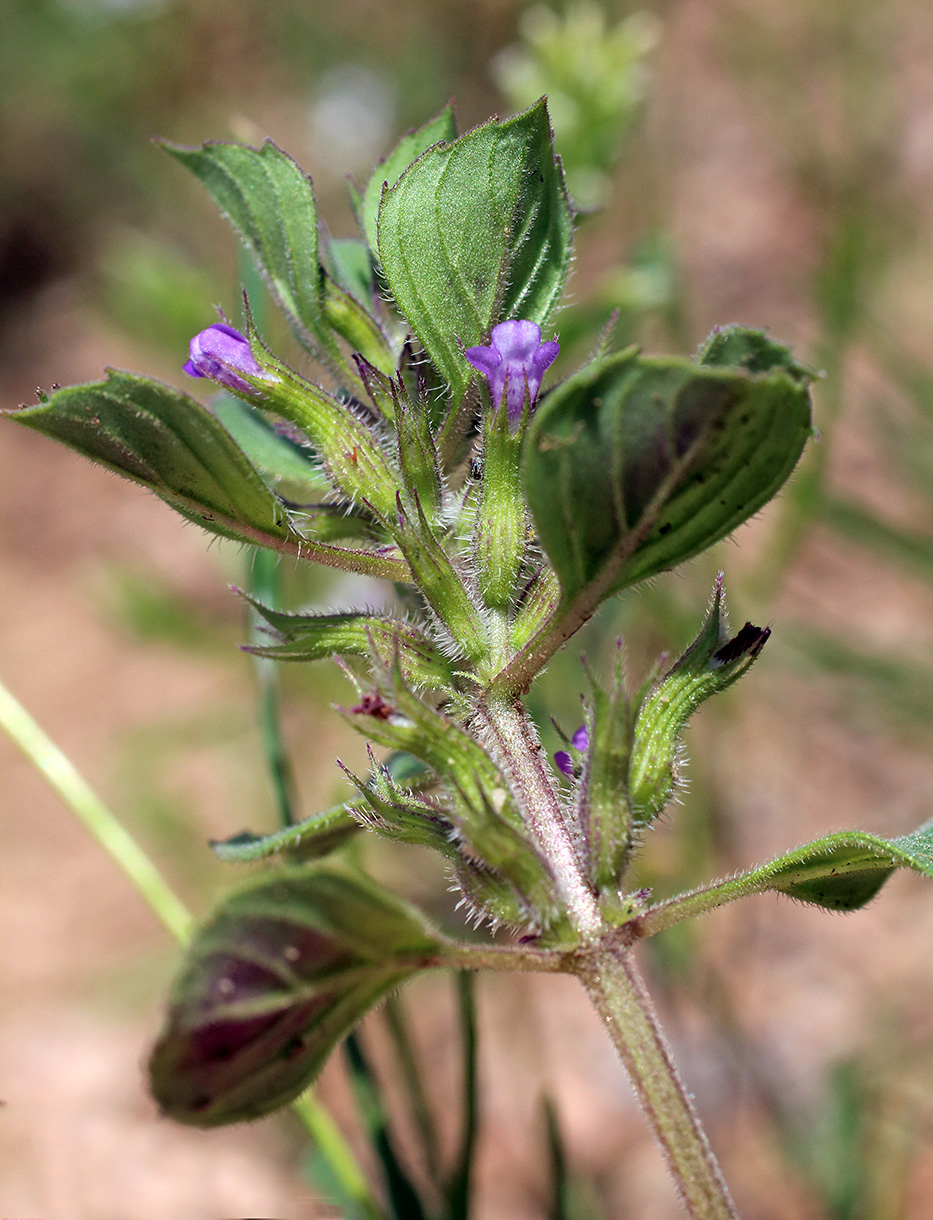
(571, 724, 589, 751)
(554, 750, 574, 777)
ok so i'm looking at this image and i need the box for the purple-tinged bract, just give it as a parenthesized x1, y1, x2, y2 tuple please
(465, 320, 559, 425)
(184, 323, 273, 395)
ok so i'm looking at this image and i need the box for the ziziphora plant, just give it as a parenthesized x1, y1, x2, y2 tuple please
(10, 100, 933, 1220)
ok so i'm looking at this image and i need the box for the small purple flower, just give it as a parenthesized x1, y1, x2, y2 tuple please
(554, 724, 589, 777)
(184, 323, 272, 395)
(465, 320, 559, 425)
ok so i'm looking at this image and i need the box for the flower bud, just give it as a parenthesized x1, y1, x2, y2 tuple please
(184, 323, 275, 396)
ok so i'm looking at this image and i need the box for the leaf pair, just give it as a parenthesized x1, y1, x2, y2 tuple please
(168, 98, 572, 410)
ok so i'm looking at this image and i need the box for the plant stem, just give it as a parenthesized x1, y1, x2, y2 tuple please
(0, 676, 192, 943)
(475, 694, 738, 1217)
(248, 545, 299, 827)
(0, 674, 385, 1219)
(580, 943, 739, 1220)
(384, 992, 443, 1184)
(291, 1093, 388, 1220)
(446, 971, 478, 1220)
(474, 695, 601, 936)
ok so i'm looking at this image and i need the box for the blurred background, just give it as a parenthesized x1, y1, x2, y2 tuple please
(3, 0, 933, 1216)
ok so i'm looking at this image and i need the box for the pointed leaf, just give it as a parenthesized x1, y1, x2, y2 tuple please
(643, 818, 933, 936)
(394, 495, 489, 665)
(511, 567, 560, 650)
(244, 598, 455, 690)
(323, 275, 397, 376)
(211, 805, 359, 863)
(12, 371, 297, 546)
(12, 373, 409, 579)
(523, 343, 812, 611)
(149, 864, 452, 1126)
(360, 102, 457, 257)
(576, 646, 637, 894)
(162, 139, 334, 356)
(396, 396, 443, 521)
(378, 100, 572, 399)
(628, 580, 770, 825)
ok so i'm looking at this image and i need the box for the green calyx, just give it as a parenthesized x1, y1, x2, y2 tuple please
(628, 578, 769, 825)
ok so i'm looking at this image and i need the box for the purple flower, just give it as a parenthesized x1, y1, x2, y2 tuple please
(554, 724, 589, 777)
(465, 320, 559, 425)
(184, 323, 272, 395)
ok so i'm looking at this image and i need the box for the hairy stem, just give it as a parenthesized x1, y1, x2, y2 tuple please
(474, 695, 601, 936)
(473, 693, 738, 1215)
(581, 944, 739, 1219)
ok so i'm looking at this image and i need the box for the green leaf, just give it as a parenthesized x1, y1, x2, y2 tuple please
(323, 275, 397, 376)
(326, 236, 376, 307)
(378, 99, 572, 399)
(696, 324, 815, 385)
(12, 369, 405, 587)
(510, 567, 560, 650)
(211, 805, 359, 863)
(627, 580, 770, 825)
(149, 864, 452, 1127)
(360, 102, 457, 258)
(643, 818, 933, 935)
(12, 371, 297, 548)
(394, 496, 489, 666)
(763, 822, 933, 908)
(396, 394, 443, 522)
(161, 138, 335, 357)
(576, 647, 637, 895)
(244, 597, 455, 690)
(523, 344, 812, 611)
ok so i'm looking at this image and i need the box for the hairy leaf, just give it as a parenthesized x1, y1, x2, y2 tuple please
(149, 865, 451, 1126)
(378, 100, 572, 399)
(162, 139, 334, 356)
(523, 343, 812, 611)
(644, 818, 933, 935)
(13, 371, 296, 547)
(244, 597, 455, 690)
(211, 805, 359, 863)
(359, 102, 457, 258)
